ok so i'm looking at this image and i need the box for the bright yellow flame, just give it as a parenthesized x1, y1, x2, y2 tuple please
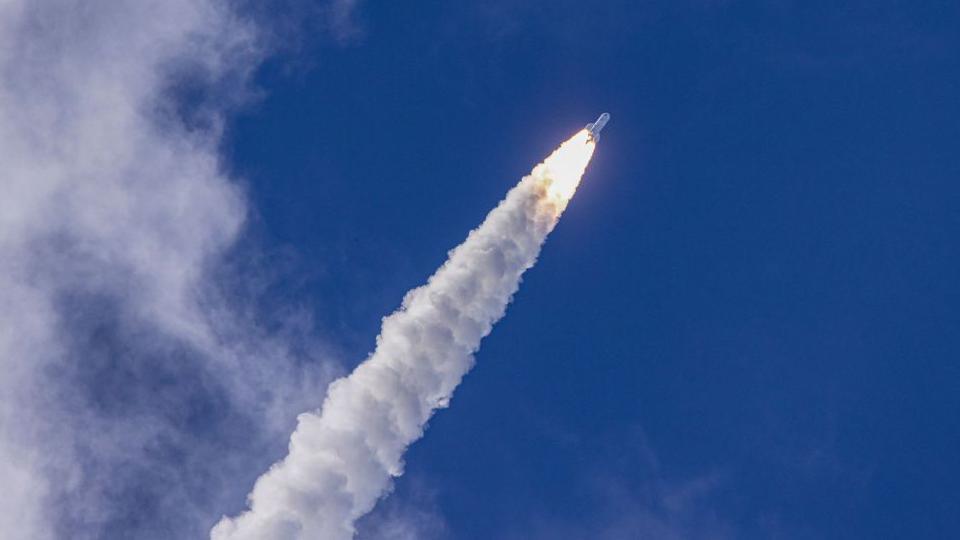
(539, 129, 596, 205)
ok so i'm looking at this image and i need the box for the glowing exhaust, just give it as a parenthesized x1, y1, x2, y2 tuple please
(540, 129, 597, 206)
(213, 121, 602, 540)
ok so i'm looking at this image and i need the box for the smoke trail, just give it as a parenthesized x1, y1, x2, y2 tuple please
(213, 131, 597, 539)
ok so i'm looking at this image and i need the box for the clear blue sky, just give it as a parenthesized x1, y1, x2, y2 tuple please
(227, 2, 959, 538)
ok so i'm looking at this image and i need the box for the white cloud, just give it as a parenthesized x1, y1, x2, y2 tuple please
(0, 1, 350, 537)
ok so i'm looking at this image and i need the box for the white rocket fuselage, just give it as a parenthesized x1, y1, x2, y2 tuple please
(586, 112, 610, 142)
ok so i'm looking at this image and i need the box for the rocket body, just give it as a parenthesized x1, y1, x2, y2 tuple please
(585, 113, 610, 141)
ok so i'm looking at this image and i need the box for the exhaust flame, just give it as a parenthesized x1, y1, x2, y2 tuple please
(541, 130, 597, 206)
(212, 128, 597, 540)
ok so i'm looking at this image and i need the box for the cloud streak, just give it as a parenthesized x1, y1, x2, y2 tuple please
(0, 1, 351, 537)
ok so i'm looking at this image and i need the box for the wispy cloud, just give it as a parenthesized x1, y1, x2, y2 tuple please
(325, 0, 366, 43)
(355, 477, 448, 540)
(0, 1, 352, 537)
(504, 426, 736, 540)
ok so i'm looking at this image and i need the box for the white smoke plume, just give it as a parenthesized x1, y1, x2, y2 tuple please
(0, 1, 356, 538)
(213, 132, 597, 539)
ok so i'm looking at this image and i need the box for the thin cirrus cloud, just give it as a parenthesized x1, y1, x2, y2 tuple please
(0, 1, 358, 538)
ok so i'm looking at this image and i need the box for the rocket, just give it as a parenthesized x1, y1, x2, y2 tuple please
(585, 113, 610, 142)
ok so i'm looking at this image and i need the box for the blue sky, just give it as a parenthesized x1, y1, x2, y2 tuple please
(225, 1, 960, 538)
(2, 1, 958, 539)
(219, 2, 960, 539)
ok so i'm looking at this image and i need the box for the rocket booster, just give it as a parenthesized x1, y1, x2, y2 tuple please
(585, 113, 610, 142)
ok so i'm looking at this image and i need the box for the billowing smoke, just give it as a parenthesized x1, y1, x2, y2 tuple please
(0, 1, 358, 538)
(213, 132, 597, 539)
